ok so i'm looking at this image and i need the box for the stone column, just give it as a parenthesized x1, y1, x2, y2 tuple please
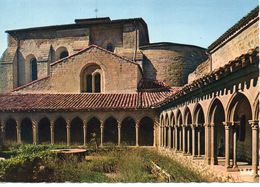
(32, 120, 38, 145)
(168, 126, 172, 148)
(83, 120, 87, 146)
(163, 127, 167, 147)
(153, 126, 156, 147)
(232, 122, 238, 168)
(16, 120, 21, 144)
(66, 120, 70, 146)
(0, 120, 5, 144)
(210, 123, 216, 165)
(182, 125, 186, 153)
(118, 122, 121, 146)
(175, 126, 178, 151)
(172, 126, 175, 149)
(191, 124, 196, 157)
(187, 126, 190, 154)
(249, 120, 259, 178)
(135, 123, 139, 146)
(179, 127, 182, 151)
(197, 124, 201, 157)
(100, 122, 104, 147)
(50, 120, 54, 145)
(224, 122, 231, 168)
(158, 125, 162, 147)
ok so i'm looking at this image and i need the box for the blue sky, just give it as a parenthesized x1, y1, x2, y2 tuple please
(0, 0, 258, 55)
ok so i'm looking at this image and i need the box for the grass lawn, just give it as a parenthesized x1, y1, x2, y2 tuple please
(0, 144, 210, 182)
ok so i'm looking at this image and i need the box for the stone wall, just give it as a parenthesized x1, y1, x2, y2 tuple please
(14, 46, 141, 93)
(0, 63, 13, 93)
(188, 59, 210, 83)
(141, 43, 208, 87)
(210, 20, 259, 71)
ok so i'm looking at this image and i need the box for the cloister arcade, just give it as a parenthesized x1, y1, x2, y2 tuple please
(0, 111, 157, 148)
(159, 90, 259, 177)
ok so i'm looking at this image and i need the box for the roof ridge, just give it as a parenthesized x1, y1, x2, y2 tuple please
(208, 6, 259, 51)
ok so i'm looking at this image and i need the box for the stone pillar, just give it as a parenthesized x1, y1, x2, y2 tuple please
(179, 127, 182, 151)
(32, 120, 38, 145)
(172, 126, 175, 149)
(135, 123, 139, 146)
(118, 122, 121, 146)
(168, 126, 172, 148)
(210, 123, 216, 165)
(187, 126, 190, 154)
(50, 120, 54, 145)
(153, 126, 156, 147)
(197, 125, 201, 157)
(158, 125, 162, 147)
(191, 124, 196, 157)
(16, 120, 21, 144)
(163, 127, 167, 147)
(66, 120, 70, 146)
(0, 120, 5, 144)
(83, 120, 87, 146)
(224, 122, 231, 168)
(175, 126, 178, 151)
(100, 122, 104, 147)
(182, 125, 186, 153)
(249, 120, 259, 178)
(232, 123, 238, 168)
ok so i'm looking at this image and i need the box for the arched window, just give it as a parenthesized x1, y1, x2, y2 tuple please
(55, 47, 69, 61)
(106, 43, 114, 52)
(81, 64, 102, 93)
(86, 74, 92, 93)
(30, 58, 37, 81)
(60, 51, 69, 59)
(94, 73, 101, 93)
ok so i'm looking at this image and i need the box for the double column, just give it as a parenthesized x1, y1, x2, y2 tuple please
(182, 124, 186, 153)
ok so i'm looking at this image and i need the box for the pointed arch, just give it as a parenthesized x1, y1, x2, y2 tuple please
(104, 116, 118, 144)
(139, 117, 154, 146)
(21, 118, 33, 144)
(4, 118, 17, 143)
(38, 117, 51, 144)
(70, 117, 83, 145)
(54, 117, 67, 144)
(121, 117, 136, 145)
(87, 117, 101, 146)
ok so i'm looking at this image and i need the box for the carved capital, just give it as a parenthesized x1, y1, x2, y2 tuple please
(249, 120, 259, 129)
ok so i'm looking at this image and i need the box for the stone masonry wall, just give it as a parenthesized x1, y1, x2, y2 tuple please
(14, 46, 141, 93)
(141, 44, 208, 87)
(210, 20, 259, 71)
(0, 63, 13, 93)
(188, 59, 210, 83)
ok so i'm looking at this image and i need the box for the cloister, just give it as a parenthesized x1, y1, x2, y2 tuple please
(158, 48, 259, 177)
(0, 111, 157, 147)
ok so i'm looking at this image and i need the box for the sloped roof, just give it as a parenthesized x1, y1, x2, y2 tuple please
(154, 46, 259, 108)
(0, 91, 175, 112)
(0, 47, 17, 63)
(208, 6, 259, 52)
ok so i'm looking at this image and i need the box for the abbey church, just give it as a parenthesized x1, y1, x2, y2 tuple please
(0, 6, 259, 180)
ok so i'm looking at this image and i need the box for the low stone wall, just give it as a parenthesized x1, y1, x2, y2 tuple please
(158, 148, 242, 182)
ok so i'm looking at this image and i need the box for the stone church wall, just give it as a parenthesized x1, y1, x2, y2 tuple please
(14, 47, 141, 93)
(141, 43, 207, 87)
(210, 20, 259, 71)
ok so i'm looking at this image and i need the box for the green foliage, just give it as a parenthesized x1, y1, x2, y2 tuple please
(0, 145, 211, 182)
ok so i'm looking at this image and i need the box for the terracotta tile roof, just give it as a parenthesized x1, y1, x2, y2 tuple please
(0, 91, 174, 112)
(154, 47, 259, 108)
(137, 79, 180, 92)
